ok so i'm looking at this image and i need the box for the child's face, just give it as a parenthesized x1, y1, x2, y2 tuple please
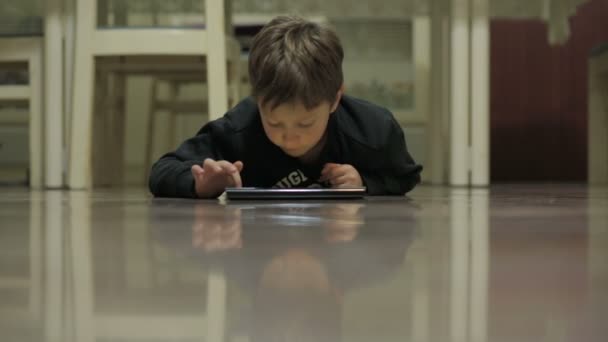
(258, 98, 340, 158)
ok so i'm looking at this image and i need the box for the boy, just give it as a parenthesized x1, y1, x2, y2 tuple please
(149, 16, 422, 198)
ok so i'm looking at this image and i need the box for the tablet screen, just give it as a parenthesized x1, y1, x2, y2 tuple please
(224, 187, 367, 200)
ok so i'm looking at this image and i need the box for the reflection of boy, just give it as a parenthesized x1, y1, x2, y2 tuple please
(243, 228, 412, 342)
(154, 202, 415, 342)
(192, 205, 243, 252)
(253, 248, 342, 342)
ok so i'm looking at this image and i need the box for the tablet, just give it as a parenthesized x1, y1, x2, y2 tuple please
(225, 187, 367, 200)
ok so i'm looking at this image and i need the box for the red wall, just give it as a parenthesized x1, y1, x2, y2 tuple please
(490, 0, 608, 182)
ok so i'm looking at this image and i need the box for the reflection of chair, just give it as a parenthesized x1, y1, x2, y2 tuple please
(407, 188, 489, 342)
(0, 192, 43, 327)
(0, 38, 43, 188)
(68, 0, 240, 189)
(589, 45, 608, 184)
(68, 194, 227, 342)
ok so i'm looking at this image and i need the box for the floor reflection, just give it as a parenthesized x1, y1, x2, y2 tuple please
(0, 186, 607, 341)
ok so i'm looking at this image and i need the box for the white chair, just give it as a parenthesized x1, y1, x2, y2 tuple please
(0, 38, 43, 188)
(68, 0, 240, 189)
(141, 52, 243, 183)
(144, 72, 208, 182)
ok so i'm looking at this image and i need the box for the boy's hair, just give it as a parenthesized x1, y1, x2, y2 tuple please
(248, 16, 344, 110)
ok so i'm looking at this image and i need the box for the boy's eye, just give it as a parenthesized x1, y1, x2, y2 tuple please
(297, 122, 315, 128)
(267, 122, 282, 128)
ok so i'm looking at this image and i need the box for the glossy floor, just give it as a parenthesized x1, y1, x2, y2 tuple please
(1, 185, 607, 342)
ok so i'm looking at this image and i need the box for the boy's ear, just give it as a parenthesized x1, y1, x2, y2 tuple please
(256, 96, 266, 113)
(330, 84, 345, 113)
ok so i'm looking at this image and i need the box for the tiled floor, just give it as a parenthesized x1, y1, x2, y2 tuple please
(1, 185, 607, 342)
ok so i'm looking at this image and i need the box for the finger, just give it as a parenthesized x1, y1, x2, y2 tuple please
(216, 160, 239, 173)
(321, 163, 340, 175)
(228, 172, 243, 188)
(216, 161, 242, 187)
(224, 172, 242, 188)
(233, 172, 242, 187)
(191, 164, 205, 176)
(320, 164, 343, 182)
(320, 171, 338, 183)
(234, 161, 244, 172)
(320, 164, 336, 178)
(203, 158, 222, 173)
(329, 174, 356, 187)
(191, 167, 206, 184)
(322, 166, 348, 183)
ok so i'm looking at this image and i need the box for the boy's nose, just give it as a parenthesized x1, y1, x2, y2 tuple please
(282, 134, 299, 148)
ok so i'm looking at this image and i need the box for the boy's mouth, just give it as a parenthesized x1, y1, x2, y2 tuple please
(283, 148, 304, 156)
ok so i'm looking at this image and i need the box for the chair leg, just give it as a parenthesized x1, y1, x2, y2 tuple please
(113, 72, 127, 187)
(68, 0, 96, 189)
(92, 69, 109, 187)
(68, 55, 95, 189)
(205, 0, 229, 120)
(143, 78, 159, 183)
(28, 50, 43, 189)
(167, 82, 179, 149)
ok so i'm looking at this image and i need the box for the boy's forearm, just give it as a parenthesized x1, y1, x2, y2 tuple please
(361, 172, 418, 196)
(360, 173, 385, 195)
(149, 159, 198, 198)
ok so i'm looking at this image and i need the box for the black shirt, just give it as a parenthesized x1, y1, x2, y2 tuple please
(149, 95, 422, 198)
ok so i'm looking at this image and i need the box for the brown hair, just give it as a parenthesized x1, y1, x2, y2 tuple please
(248, 16, 344, 110)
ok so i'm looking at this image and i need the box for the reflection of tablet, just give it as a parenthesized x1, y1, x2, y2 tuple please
(225, 187, 367, 200)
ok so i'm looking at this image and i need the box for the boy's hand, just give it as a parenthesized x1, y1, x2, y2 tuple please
(319, 163, 363, 188)
(192, 205, 243, 252)
(191, 159, 244, 198)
